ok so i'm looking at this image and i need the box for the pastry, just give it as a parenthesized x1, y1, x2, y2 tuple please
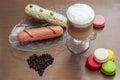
(25, 4, 67, 28)
(101, 60, 116, 76)
(93, 14, 105, 28)
(107, 49, 115, 61)
(86, 54, 101, 70)
(17, 26, 63, 42)
(94, 48, 108, 63)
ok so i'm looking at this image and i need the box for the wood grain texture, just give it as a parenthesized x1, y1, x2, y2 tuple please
(0, 0, 120, 80)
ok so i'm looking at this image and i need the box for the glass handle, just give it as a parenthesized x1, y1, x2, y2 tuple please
(88, 32, 97, 40)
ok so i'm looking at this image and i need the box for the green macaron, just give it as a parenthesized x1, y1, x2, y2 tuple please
(101, 60, 116, 76)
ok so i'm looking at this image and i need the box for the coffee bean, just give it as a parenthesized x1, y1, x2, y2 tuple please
(27, 53, 54, 76)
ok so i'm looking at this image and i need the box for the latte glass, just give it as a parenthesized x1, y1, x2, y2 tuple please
(66, 3, 96, 54)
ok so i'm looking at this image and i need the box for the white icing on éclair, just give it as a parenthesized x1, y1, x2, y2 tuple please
(66, 3, 95, 28)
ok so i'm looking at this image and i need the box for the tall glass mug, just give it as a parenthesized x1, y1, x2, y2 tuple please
(66, 3, 96, 54)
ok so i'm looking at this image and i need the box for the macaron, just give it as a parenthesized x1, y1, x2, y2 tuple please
(86, 54, 101, 70)
(101, 60, 116, 76)
(107, 49, 115, 61)
(93, 14, 105, 28)
(94, 48, 109, 63)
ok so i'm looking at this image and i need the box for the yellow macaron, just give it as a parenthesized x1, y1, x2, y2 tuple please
(107, 49, 115, 61)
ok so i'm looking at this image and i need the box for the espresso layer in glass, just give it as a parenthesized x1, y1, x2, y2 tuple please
(67, 20, 93, 39)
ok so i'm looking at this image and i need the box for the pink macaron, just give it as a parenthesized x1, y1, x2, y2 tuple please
(93, 14, 105, 28)
(86, 54, 102, 70)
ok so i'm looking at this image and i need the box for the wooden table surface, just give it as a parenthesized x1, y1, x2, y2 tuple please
(0, 0, 120, 80)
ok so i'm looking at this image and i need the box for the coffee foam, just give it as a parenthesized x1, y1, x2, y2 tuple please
(66, 3, 95, 28)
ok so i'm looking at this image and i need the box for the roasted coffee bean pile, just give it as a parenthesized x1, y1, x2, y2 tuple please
(27, 53, 54, 76)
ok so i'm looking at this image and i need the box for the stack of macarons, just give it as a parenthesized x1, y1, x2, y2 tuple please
(86, 48, 117, 76)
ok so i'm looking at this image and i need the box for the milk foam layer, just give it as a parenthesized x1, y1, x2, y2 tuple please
(66, 4, 95, 28)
